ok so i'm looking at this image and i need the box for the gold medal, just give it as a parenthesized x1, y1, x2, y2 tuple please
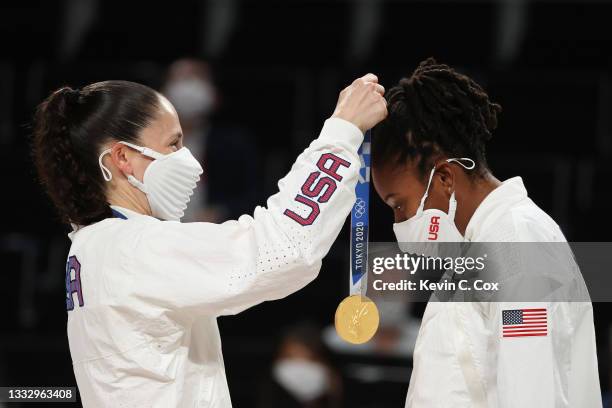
(334, 294, 379, 344)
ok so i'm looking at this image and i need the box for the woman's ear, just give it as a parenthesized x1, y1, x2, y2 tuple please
(434, 162, 455, 197)
(110, 143, 133, 176)
(423, 162, 454, 211)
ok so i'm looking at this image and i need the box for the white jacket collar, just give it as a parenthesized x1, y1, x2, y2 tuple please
(68, 206, 146, 241)
(109, 205, 146, 220)
(464, 177, 527, 241)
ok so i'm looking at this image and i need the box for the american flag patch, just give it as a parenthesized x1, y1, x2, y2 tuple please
(502, 308, 548, 338)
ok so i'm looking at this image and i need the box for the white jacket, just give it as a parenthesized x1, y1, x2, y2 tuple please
(65, 118, 363, 407)
(406, 177, 602, 408)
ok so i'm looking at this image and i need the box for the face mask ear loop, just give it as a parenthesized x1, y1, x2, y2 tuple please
(417, 166, 437, 216)
(98, 148, 113, 181)
(446, 157, 476, 170)
(448, 192, 458, 221)
(99, 141, 164, 184)
(127, 175, 147, 193)
(118, 141, 165, 160)
(444, 158, 473, 223)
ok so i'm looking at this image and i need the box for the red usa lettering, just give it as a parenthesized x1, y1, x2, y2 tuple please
(284, 153, 351, 226)
(428, 216, 440, 240)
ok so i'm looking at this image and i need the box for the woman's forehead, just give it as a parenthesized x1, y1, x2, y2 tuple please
(374, 160, 422, 182)
(157, 93, 176, 115)
(138, 101, 181, 145)
(373, 161, 425, 198)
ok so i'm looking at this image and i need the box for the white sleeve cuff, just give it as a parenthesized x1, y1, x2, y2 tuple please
(318, 117, 364, 147)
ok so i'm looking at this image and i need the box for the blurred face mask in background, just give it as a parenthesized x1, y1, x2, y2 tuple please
(98, 141, 203, 221)
(165, 78, 214, 120)
(273, 358, 329, 402)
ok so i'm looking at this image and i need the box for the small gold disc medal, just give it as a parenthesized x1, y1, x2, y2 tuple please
(334, 294, 379, 344)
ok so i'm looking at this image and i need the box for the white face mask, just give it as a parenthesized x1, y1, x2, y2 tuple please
(165, 78, 214, 120)
(273, 359, 329, 402)
(98, 141, 203, 221)
(393, 158, 475, 258)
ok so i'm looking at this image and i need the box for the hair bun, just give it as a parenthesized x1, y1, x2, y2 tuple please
(58, 87, 81, 107)
(33, 80, 161, 225)
(65, 88, 81, 105)
(44, 87, 82, 130)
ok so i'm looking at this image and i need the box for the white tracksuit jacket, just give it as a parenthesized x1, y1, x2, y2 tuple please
(405, 177, 602, 408)
(64, 118, 363, 407)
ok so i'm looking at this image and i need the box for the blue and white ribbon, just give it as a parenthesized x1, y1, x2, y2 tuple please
(350, 130, 371, 295)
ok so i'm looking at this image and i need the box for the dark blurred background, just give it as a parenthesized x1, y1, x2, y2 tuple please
(1, 0, 612, 407)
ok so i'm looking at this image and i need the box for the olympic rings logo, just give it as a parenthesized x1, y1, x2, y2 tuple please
(354, 198, 366, 218)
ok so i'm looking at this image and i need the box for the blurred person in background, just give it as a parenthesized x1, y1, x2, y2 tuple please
(31, 75, 386, 407)
(163, 58, 257, 222)
(372, 58, 601, 407)
(258, 323, 342, 408)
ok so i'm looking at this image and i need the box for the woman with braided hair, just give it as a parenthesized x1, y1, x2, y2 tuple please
(372, 58, 601, 407)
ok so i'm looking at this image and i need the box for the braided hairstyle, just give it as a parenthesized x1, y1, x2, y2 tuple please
(32, 81, 161, 226)
(373, 57, 502, 179)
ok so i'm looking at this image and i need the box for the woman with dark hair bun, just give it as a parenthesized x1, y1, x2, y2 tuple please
(32, 76, 387, 407)
(34, 81, 163, 226)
